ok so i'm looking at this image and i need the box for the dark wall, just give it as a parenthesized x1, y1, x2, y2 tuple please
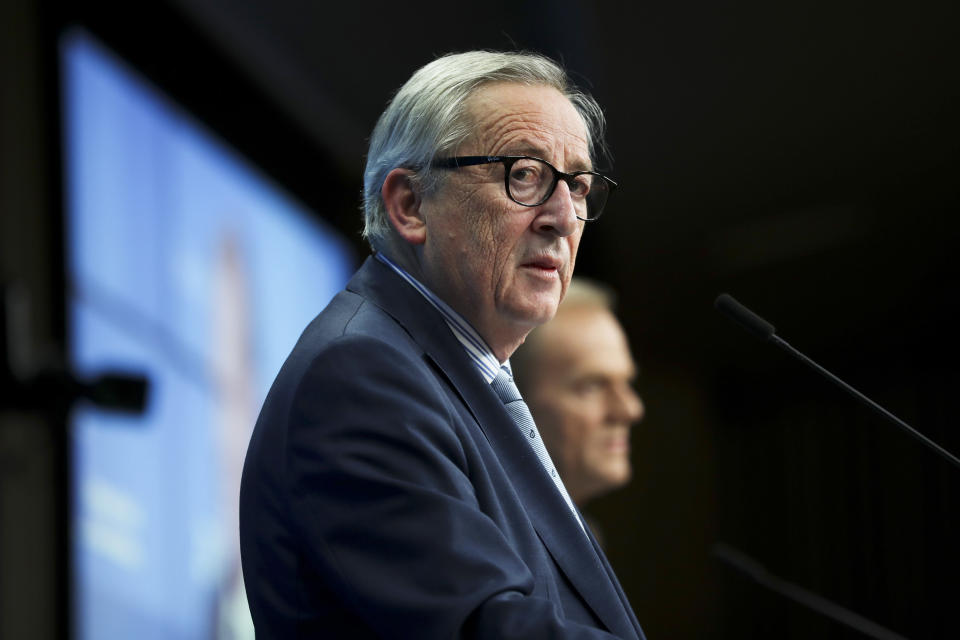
(1, 0, 64, 636)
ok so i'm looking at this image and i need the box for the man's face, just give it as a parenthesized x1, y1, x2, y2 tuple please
(417, 83, 589, 359)
(524, 306, 643, 504)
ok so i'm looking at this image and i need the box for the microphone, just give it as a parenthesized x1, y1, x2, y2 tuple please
(712, 542, 910, 640)
(714, 293, 960, 470)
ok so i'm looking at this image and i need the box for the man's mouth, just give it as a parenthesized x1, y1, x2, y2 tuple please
(521, 257, 562, 273)
(606, 437, 630, 454)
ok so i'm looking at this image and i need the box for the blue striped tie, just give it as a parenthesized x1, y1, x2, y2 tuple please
(491, 366, 584, 532)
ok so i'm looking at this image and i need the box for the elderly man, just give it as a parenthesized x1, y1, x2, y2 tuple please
(511, 278, 644, 510)
(240, 51, 645, 639)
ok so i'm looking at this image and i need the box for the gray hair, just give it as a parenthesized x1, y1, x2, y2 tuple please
(511, 276, 618, 394)
(361, 50, 609, 248)
(554, 276, 617, 312)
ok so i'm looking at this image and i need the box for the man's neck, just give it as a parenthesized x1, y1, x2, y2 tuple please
(375, 247, 531, 363)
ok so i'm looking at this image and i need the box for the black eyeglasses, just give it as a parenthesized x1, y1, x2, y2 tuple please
(430, 155, 617, 221)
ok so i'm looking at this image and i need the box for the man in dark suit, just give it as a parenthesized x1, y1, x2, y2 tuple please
(240, 51, 644, 639)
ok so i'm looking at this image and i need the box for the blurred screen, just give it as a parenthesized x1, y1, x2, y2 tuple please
(61, 29, 356, 640)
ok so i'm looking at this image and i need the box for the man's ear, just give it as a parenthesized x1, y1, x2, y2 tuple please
(382, 168, 426, 245)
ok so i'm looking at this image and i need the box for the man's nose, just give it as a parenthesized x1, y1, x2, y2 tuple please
(533, 179, 581, 237)
(612, 385, 644, 424)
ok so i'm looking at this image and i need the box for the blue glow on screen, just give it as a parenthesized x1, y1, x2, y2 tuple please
(62, 30, 356, 640)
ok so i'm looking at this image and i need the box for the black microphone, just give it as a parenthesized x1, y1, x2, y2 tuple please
(714, 293, 960, 470)
(712, 542, 910, 640)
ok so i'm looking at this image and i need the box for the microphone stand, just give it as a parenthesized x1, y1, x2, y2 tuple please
(713, 542, 911, 640)
(715, 293, 960, 470)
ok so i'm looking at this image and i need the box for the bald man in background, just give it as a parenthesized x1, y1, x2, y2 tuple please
(512, 278, 644, 511)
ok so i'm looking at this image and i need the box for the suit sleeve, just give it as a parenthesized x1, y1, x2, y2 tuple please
(280, 335, 622, 639)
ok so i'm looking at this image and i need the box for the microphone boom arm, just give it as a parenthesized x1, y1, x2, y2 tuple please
(715, 293, 960, 470)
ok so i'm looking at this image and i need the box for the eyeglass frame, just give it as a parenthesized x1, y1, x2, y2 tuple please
(430, 155, 618, 221)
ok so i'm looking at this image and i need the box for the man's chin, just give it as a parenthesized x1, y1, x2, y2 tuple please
(598, 463, 632, 489)
(502, 293, 561, 328)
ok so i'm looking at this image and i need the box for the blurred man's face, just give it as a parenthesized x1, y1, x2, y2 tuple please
(417, 83, 589, 360)
(523, 306, 643, 504)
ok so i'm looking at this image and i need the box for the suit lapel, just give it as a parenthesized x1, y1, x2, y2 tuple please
(348, 257, 638, 639)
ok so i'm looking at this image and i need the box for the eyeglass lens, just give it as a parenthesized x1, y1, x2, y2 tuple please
(506, 157, 608, 220)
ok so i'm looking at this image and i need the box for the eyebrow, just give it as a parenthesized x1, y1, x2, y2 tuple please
(503, 145, 593, 173)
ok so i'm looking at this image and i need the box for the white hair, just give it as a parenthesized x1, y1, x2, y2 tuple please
(511, 276, 618, 390)
(361, 50, 609, 248)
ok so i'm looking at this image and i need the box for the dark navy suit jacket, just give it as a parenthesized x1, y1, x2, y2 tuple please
(240, 256, 645, 639)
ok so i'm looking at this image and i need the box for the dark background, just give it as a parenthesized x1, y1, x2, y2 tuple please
(2, 0, 958, 638)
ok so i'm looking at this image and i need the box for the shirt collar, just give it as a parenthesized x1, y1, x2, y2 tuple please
(375, 252, 504, 383)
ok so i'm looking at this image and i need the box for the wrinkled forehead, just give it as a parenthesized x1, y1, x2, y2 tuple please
(462, 83, 593, 169)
